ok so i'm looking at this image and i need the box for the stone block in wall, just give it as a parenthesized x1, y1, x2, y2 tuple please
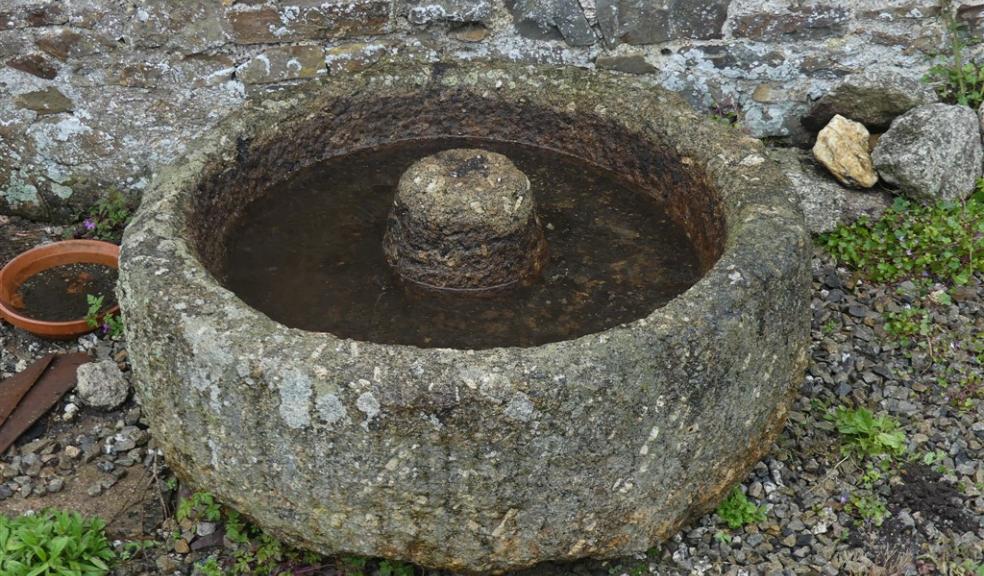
(224, 1, 391, 45)
(957, 1, 984, 36)
(596, 0, 728, 46)
(125, 0, 227, 54)
(36, 29, 111, 61)
(507, 0, 597, 46)
(0, 2, 67, 31)
(237, 45, 326, 84)
(15, 87, 74, 115)
(399, 0, 492, 24)
(6, 53, 58, 79)
(731, 2, 850, 41)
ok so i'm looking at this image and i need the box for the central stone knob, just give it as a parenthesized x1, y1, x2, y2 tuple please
(383, 148, 547, 292)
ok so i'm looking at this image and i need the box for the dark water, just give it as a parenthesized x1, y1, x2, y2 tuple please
(14, 263, 117, 322)
(222, 138, 702, 349)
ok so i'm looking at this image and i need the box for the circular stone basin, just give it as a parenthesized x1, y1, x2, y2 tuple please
(119, 64, 810, 573)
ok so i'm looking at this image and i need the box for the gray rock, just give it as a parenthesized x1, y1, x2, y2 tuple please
(507, 0, 597, 45)
(76, 360, 130, 410)
(769, 147, 892, 233)
(803, 67, 938, 132)
(872, 104, 983, 204)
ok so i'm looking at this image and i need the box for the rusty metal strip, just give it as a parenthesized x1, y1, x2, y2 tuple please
(0, 354, 54, 427)
(0, 352, 90, 455)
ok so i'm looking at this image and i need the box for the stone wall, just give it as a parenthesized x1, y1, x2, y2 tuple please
(0, 0, 972, 221)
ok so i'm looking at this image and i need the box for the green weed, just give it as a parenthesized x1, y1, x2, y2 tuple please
(827, 407, 907, 458)
(0, 510, 116, 576)
(715, 486, 766, 530)
(820, 191, 984, 285)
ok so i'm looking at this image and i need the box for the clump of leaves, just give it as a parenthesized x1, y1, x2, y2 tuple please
(69, 189, 133, 244)
(847, 493, 889, 527)
(883, 306, 931, 346)
(827, 407, 907, 458)
(181, 492, 325, 576)
(0, 510, 116, 576)
(715, 486, 766, 529)
(85, 294, 125, 339)
(820, 189, 984, 285)
(709, 96, 741, 127)
(924, 16, 984, 108)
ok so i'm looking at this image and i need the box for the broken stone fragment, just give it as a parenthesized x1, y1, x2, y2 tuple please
(812, 115, 878, 189)
(14, 87, 73, 115)
(872, 103, 983, 204)
(76, 360, 130, 410)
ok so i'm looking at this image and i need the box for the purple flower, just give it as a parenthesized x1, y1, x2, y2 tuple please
(100, 323, 109, 335)
(83, 218, 96, 231)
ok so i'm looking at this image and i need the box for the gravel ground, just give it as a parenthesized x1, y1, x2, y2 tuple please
(1, 214, 981, 576)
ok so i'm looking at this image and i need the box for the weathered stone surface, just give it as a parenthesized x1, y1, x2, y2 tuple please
(76, 360, 129, 410)
(383, 148, 547, 291)
(507, 0, 597, 45)
(872, 103, 983, 203)
(35, 29, 107, 61)
(449, 22, 489, 42)
(325, 43, 386, 75)
(120, 64, 809, 574)
(597, 0, 729, 46)
(803, 66, 939, 132)
(14, 87, 74, 115)
(595, 53, 657, 74)
(237, 45, 326, 84)
(0, 3, 67, 31)
(731, 2, 850, 40)
(224, 2, 390, 44)
(770, 147, 892, 233)
(6, 53, 57, 79)
(812, 115, 877, 189)
(399, 0, 492, 24)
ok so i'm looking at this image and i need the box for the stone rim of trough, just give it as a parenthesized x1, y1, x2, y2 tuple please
(118, 62, 811, 572)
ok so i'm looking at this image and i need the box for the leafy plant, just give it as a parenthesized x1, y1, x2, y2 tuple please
(847, 493, 889, 527)
(715, 486, 766, 529)
(883, 307, 931, 346)
(924, 13, 984, 108)
(70, 189, 133, 244)
(827, 407, 907, 458)
(85, 294, 125, 339)
(820, 190, 984, 285)
(0, 510, 116, 576)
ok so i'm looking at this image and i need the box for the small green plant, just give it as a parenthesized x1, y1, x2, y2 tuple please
(715, 486, 766, 529)
(924, 13, 984, 108)
(883, 306, 931, 346)
(827, 406, 907, 458)
(709, 97, 741, 127)
(177, 491, 222, 524)
(0, 510, 116, 576)
(820, 191, 984, 285)
(847, 493, 889, 526)
(70, 189, 133, 244)
(85, 294, 125, 339)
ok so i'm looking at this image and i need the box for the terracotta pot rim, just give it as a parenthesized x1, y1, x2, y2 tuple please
(0, 239, 121, 339)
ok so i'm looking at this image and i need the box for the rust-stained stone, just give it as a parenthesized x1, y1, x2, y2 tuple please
(732, 4, 850, 40)
(120, 63, 810, 573)
(6, 53, 58, 79)
(224, 2, 390, 44)
(0, 3, 67, 31)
